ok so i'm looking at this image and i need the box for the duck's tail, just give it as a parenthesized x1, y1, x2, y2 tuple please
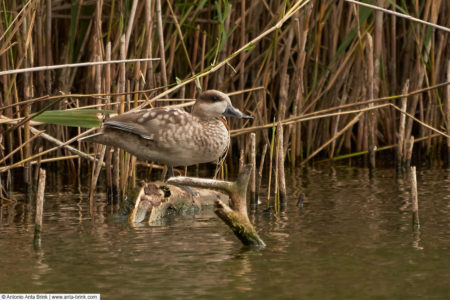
(78, 132, 103, 142)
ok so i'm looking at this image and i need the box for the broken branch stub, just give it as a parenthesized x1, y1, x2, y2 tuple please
(168, 164, 266, 248)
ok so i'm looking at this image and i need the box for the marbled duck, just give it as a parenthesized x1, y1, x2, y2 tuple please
(80, 90, 253, 170)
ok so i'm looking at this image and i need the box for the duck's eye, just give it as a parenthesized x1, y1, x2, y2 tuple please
(208, 95, 220, 102)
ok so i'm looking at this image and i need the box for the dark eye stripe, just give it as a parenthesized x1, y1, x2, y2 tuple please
(199, 92, 223, 103)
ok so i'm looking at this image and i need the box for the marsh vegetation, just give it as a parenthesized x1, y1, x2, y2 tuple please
(0, 0, 449, 201)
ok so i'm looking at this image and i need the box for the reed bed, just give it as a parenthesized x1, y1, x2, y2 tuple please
(0, 0, 449, 203)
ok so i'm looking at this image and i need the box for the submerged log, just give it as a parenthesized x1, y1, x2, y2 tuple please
(168, 164, 266, 248)
(129, 181, 229, 225)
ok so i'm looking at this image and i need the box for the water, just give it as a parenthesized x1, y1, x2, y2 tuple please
(1, 167, 449, 299)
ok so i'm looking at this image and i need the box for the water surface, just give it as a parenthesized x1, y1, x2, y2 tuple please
(1, 167, 449, 299)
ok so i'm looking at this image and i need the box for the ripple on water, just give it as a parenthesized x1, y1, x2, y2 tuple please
(0, 167, 449, 299)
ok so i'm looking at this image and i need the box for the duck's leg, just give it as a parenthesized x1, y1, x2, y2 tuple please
(166, 166, 199, 197)
(166, 166, 175, 179)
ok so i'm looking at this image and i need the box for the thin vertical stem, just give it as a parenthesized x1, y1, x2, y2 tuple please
(274, 123, 279, 211)
(144, 0, 154, 89)
(267, 122, 276, 205)
(190, 24, 200, 98)
(119, 34, 126, 114)
(373, 0, 383, 98)
(256, 143, 268, 205)
(22, 7, 36, 185)
(397, 79, 409, 166)
(447, 60, 450, 165)
(166, 0, 194, 75)
(366, 34, 376, 169)
(125, 0, 138, 52)
(156, 0, 168, 90)
(410, 166, 420, 229)
(34, 168, 46, 246)
(330, 94, 347, 158)
(45, 0, 52, 93)
(239, 0, 246, 110)
(201, 32, 208, 89)
(406, 136, 415, 169)
(89, 47, 106, 211)
(277, 122, 287, 207)
(250, 132, 256, 207)
(216, 2, 231, 88)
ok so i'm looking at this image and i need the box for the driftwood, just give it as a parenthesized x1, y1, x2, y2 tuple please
(129, 181, 229, 225)
(168, 164, 266, 248)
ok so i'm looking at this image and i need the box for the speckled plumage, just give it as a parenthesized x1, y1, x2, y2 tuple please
(80, 90, 252, 167)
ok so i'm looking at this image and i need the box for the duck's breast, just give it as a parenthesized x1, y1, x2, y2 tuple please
(156, 118, 229, 166)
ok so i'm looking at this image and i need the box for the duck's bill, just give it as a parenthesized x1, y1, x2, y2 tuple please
(223, 104, 254, 119)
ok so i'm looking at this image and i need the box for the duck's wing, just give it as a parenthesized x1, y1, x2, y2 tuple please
(104, 108, 188, 141)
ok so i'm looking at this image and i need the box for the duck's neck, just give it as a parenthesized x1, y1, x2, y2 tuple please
(191, 110, 212, 120)
(192, 115, 228, 133)
(191, 105, 204, 119)
(192, 112, 219, 122)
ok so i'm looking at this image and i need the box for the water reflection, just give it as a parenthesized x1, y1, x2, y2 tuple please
(0, 167, 449, 298)
(31, 247, 52, 286)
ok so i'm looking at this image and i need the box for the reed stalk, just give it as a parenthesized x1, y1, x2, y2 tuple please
(249, 133, 256, 207)
(406, 136, 415, 169)
(344, 0, 449, 33)
(330, 95, 347, 158)
(88, 48, 106, 210)
(397, 80, 410, 167)
(447, 61, 450, 165)
(276, 122, 287, 207)
(255, 143, 268, 208)
(274, 125, 279, 212)
(366, 33, 376, 169)
(156, 0, 168, 91)
(0, 0, 448, 197)
(410, 166, 420, 229)
(34, 168, 46, 245)
(267, 121, 276, 206)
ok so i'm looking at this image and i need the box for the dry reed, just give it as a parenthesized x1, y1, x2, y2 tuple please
(0, 0, 449, 200)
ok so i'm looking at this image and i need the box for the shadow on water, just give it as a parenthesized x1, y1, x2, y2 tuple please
(1, 166, 449, 299)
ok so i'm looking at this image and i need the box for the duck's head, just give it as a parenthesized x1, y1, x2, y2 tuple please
(192, 90, 253, 120)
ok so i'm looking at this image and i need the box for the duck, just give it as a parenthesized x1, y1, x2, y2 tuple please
(80, 90, 253, 175)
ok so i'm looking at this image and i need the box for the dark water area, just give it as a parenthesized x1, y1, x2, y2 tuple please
(1, 166, 449, 299)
